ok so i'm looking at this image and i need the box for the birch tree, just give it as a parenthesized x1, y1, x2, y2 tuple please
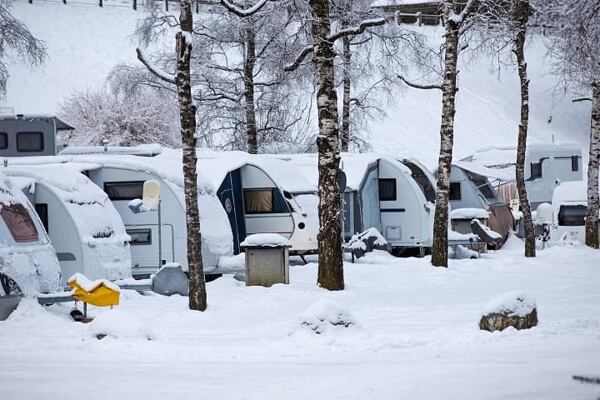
(534, 0, 600, 248)
(473, 0, 536, 256)
(137, 0, 207, 311)
(0, 0, 46, 96)
(284, 1, 386, 289)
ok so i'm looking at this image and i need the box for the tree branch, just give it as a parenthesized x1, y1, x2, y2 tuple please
(572, 97, 593, 103)
(136, 48, 175, 85)
(327, 17, 387, 43)
(284, 45, 314, 72)
(219, 0, 271, 17)
(397, 74, 442, 90)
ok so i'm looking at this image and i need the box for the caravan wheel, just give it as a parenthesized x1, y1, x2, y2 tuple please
(0, 273, 22, 321)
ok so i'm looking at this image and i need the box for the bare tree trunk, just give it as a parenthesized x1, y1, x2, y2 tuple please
(177, 0, 207, 311)
(340, 35, 351, 152)
(243, 27, 258, 154)
(514, 0, 536, 257)
(586, 80, 600, 248)
(431, 19, 459, 268)
(310, 0, 344, 290)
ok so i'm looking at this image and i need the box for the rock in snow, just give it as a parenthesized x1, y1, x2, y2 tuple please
(479, 291, 538, 332)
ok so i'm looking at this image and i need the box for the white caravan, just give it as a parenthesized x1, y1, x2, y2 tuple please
(457, 143, 583, 208)
(284, 153, 434, 251)
(550, 181, 589, 244)
(198, 152, 319, 255)
(3, 164, 131, 284)
(0, 173, 61, 296)
(57, 148, 233, 277)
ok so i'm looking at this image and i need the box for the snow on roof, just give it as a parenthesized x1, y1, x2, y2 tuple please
(0, 173, 24, 206)
(240, 233, 292, 248)
(450, 208, 489, 220)
(60, 144, 162, 156)
(279, 153, 411, 192)
(3, 164, 129, 246)
(457, 142, 584, 183)
(371, 0, 436, 6)
(552, 181, 587, 204)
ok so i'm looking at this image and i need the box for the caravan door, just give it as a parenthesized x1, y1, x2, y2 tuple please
(359, 164, 382, 233)
(217, 169, 247, 254)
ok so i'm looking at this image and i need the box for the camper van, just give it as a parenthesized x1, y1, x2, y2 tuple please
(0, 114, 74, 157)
(0, 173, 62, 296)
(550, 181, 589, 244)
(4, 164, 132, 283)
(200, 152, 319, 255)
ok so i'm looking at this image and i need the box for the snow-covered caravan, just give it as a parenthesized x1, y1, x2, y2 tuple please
(285, 153, 434, 251)
(200, 152, 319, 255)
(0, 114, 74, 157)
(0, 173, 61, 296)
(59, 148, 233, 277)
(3, 164, 131, 284)
(457, 144, 583, 209)
(550, 181, 591, 244)
(525, 143, 583, 209)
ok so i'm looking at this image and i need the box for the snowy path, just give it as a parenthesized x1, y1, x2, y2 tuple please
(1, 238, 600, 399)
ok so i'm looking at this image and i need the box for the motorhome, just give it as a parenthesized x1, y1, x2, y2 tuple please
(0, 114, 73, 157)
(3, 164, 131, 283)
(0, 173, 62, 296)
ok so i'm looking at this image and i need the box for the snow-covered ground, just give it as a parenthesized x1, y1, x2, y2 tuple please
(1, 236, 599, 400)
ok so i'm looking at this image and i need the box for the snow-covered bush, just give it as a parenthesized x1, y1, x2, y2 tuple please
(296, 301, 357, 335)
(58, 87, 180, 148)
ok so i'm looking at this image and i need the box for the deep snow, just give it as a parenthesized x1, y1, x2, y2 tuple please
(1, 237, 599, 400)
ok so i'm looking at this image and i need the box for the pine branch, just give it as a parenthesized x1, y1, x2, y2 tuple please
(397, 74, 442, 90)
(136, 48, 175, 85)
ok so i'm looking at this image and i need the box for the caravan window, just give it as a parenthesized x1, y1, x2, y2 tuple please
(558, 205, 587, 226)
(104, 181, 144, 201)
(35, 203, 49, 233)
(449, 182, 461, 200)
(571, 156, 579, 172)
(0, 132, 7, 149)
(530, 161, 542, 179)
(1, 203, 39, 242)
(127, 229, 152, 245)
(378, 179, 397, 201)
(244, 188, 289, 214)
(16, 132, 44, 152)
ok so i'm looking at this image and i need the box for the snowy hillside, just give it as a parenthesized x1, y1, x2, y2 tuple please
(4, 0, 593, 166)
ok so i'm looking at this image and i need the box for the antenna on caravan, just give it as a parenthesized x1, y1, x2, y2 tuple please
(551, 134, 555, 144)
(102, 138, 109, 153)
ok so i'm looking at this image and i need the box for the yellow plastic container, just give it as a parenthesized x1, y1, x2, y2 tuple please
(68, 274, 120, 307)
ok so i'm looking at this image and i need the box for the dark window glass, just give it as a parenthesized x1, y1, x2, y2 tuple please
(244, 188, 289, 214)
(558, 205, 587, 226)
(378, 179, 397, 201)
(127, 229, 152, 245)
(104, 181, 144, 201)
(403, 160, 435, 202)
(571, 156, 579, 172)
(0, 132, 7, 150)
(34, 203, 49, 233)
(17, 132, 44, 152)
(530, 162, 542, 179)
(449, 182, 461, 201)
(1, 203, 38, 242)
